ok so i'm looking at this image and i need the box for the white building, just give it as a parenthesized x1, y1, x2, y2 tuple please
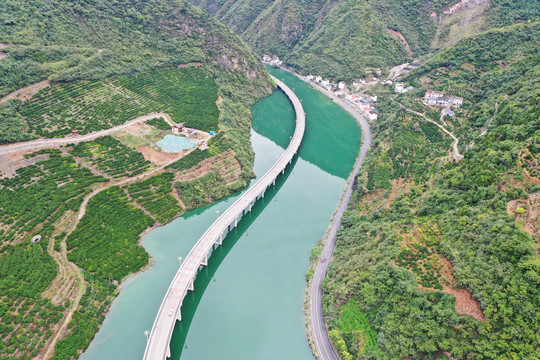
(338, 81, 346, 90)
(315, 76, 322, 82)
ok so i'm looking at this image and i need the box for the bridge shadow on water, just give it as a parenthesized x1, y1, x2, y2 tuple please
(167, 155, 298, 360)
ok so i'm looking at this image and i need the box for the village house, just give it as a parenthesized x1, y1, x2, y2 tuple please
(425, 90, 444, 99)
(315, 76, 322, 82)
(448, 96, 463, 106)
(338, 81, 346, 90)
(321, 79, 330, 86)
(172, 123, 185, 135)
(395, 82, 414, 94)
(442, 108, 455, 117)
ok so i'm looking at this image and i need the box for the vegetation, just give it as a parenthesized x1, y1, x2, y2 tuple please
(167, 132, 229, 171)
(126, 172, 183, 224)
(115, 67, 220, 132)
(15, 67, 219, 138)
(66, 187, 154, 282)
(0, 99, 33, 144)
(0, 150, 107, 246)
(69, 136, 151, 178)
(190, 0, 540, 79)
(146, 117, 172, 131)
(175, 171, 245, 210)
(322, 21, 540, 359)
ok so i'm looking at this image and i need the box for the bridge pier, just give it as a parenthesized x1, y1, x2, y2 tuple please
(202, 254, 208, 266)
(188, 279, 194, 292)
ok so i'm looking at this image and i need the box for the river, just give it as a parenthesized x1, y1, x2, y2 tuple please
(81, 68, 361, 360)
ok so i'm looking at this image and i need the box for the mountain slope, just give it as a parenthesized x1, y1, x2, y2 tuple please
(321, 21, 540, 359)
(188, 0, 540, 79)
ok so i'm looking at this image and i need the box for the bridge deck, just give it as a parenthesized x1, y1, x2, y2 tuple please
(143, 76, 305, 360)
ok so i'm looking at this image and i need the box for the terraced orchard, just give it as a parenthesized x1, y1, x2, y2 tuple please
(125, 172, 183, 224)
(0, 149, 107, 246)
(68, 136, 151, 179)
(18, 67, 219, 138)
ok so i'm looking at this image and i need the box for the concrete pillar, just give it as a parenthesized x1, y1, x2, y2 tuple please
(202, 254, 207, 266)
(167, 345, 171, 358)
(177, 309, 182, 322)
(234, 216, 238, 227)
(249, 202, 252, 212)
(188, 279, 194, 291)
(273, 179, 275, 186)
(282, 168, 285, 175)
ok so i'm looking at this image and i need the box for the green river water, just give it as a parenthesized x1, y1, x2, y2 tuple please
(81, 68, 361, 360)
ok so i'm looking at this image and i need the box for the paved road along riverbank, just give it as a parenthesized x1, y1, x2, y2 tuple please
(302, 76, 373, 360)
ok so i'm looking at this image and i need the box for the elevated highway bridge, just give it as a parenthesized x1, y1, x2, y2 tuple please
(143, 75, 305, 360)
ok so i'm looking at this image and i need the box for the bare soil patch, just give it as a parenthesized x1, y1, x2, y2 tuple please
(439, 258, 486, 321)
(507, 193, 540, 245)
(178, 62, 202, 68)
(137, 146, 183, 165)
(0, 79, 50, 105)
(399, 223, 486, 321)
(0, 53, 6, 62)
(0, 149, 52, 178)
(388, 29, 413, 58)
(124, 122, 152, 137)
(0, 43, 9, 50)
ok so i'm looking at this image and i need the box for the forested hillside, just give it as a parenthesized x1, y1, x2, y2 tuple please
(0, 0, 273, 358)
(320, 21, 540, 359)
(188, 0, 540, 79)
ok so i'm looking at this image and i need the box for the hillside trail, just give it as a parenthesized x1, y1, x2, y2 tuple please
(0, 80, 50, 106)
(480, 102, 498, 136)
(399, 103, 464, 161)
(0, 112, 173, 156)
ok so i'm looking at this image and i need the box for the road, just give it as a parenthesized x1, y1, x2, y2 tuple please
(143, 75, 306, 360)
(304, 78, 372, 360)
(0, 112, 172, 156)
(398, 103, 464, 161)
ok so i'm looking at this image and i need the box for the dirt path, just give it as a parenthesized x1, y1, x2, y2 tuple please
(0, 112, 173, 156)
(41, 211, 87, 360)
(0, 80, 50, 106)
(480, 102, 498, 136)
(41, 151, 187, 357)
(399, 103, 464, 161)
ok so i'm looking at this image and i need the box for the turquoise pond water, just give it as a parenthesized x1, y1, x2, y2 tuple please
(156, 135, 196, 153)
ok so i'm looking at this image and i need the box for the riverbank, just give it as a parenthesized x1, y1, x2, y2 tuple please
(281, 67, 373, 360)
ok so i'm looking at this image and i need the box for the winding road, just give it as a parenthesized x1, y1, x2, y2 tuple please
(0, 112, 173, 156)
(304, 78, 372, 360)
(398, 103, 464, 161)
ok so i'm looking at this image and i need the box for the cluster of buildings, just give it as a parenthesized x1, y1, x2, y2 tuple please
(262, 54, 283, 67)
(307, 75, 378, 121)
(171, 123, 208, 150)
(423, 90, 463, 107)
